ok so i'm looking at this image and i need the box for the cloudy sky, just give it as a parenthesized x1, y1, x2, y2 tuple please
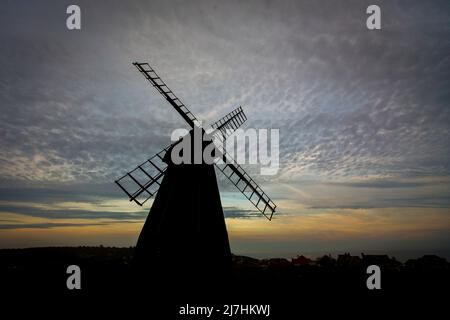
(1, 0, 449, 260)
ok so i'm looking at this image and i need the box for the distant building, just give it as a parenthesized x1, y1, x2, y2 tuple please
(361, 253, 402, 269)
(405, 255, 449, 270)
(262, 258, 291, 268)
(291, 255, 312, 266)
(337, 253, 361, 268)
(316, 254, 336, 268)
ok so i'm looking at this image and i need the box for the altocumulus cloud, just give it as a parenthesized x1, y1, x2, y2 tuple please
(0, 0, 449, 230)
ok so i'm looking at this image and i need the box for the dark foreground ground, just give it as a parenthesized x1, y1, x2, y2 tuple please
(1, 247, 448, 316)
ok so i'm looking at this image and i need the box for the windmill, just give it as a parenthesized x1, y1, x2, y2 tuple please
(115, 62, 276, 274)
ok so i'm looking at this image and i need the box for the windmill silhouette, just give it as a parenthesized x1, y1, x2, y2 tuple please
(115, 62, 276, 276)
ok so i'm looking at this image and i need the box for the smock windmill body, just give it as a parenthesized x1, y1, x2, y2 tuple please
(115, 62, 276, 270)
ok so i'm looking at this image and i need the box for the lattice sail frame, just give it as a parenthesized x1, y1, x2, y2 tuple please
(214, 160, 276, 220)
(133, 62, 198, 128)
(115, 145, 171, 206)
(211, 106, 247, 137)
(210, 126, 276, 220)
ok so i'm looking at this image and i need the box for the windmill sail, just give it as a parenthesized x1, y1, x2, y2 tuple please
(210, 115, 277, 220)
(115, 145, 171, 206)
(215, 154, 276, 221)
(117, 61, 276, 220)
(210, 106, 247, 138)
(133, 62, 198, 128)
(116, 109, 275, 219)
